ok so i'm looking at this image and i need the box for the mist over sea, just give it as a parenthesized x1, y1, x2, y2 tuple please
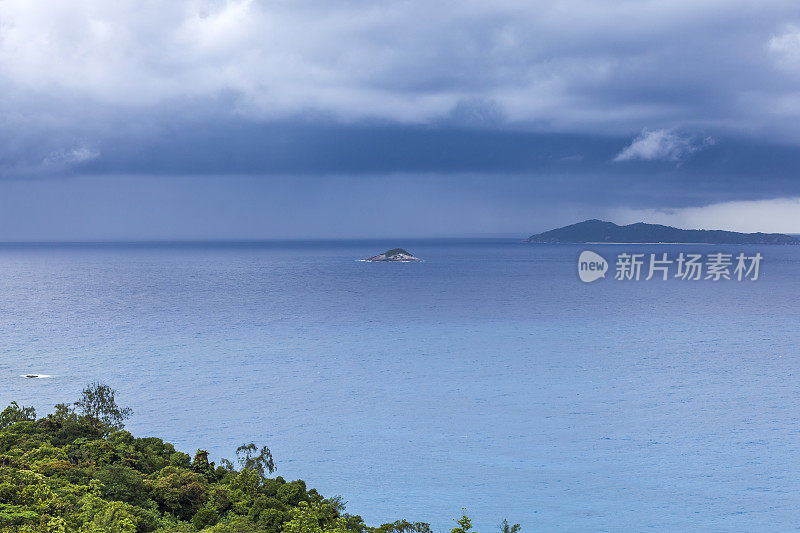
(2, 239, 799, 531)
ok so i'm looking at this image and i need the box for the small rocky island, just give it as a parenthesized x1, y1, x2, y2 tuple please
(363, 248, 423, 262)
(527, 219, 800, 244)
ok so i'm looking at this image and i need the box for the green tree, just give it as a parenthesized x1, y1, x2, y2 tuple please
(283, 501, 348, 533)
(375, 520, 432, 533)
(146, 467, 207, 520)
(0, 402, 36, 429)
(0, 503, 39, 528)
(192, 449, 216, 480)
(499, 519, 520, 533)
(451, 510, 475, 533)
(235, 443, 275, 477)
(49, 403, 74, 422)
(96, 464, 150, 507)
(192, 506, 220, 530)
(73, 382, 132, 433)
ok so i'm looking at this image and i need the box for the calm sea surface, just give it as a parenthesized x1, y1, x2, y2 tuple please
(2, 240, 799, 532)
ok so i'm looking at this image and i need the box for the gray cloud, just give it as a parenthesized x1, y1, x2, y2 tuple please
(1, 1, 800, 238)
(0, 0, 799, 134)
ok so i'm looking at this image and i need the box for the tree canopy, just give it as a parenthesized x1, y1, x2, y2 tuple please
(0, 385, 516, 533)
(73, 382, 133, 433)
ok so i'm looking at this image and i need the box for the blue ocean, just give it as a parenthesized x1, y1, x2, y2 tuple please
(2, 240, 799, 532)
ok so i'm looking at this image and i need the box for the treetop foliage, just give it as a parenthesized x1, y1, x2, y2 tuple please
(73, 382, 133, 433)
(0, 385, 515, 533)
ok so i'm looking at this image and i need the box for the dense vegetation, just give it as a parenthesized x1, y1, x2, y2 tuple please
(1, 384, 517, 533)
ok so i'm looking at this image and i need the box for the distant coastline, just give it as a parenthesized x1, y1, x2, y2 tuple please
(527, 219, 800, 245)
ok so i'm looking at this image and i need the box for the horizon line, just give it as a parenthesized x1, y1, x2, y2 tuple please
(0, 234, 529, 246)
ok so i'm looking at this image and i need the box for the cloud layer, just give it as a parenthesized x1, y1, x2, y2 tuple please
(1, 0, 799, 132)
(1, 1, 800, 236)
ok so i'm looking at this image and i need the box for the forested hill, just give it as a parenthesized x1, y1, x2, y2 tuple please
(1, 383, 504, 533)
(527, 219, 800, 244)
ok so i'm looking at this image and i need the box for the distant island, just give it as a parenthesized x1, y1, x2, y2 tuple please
(363, 248, 423, 262)
(527, 219, 800, 244)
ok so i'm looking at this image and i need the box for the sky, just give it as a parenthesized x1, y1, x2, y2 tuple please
(2, 0, 800, 239)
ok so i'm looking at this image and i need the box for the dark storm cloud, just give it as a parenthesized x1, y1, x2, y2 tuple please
(2, 1, 800, 134)
(6, 113, 800, 209)
(2, 0, 800, 237)
(20, 119, 795, 207)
